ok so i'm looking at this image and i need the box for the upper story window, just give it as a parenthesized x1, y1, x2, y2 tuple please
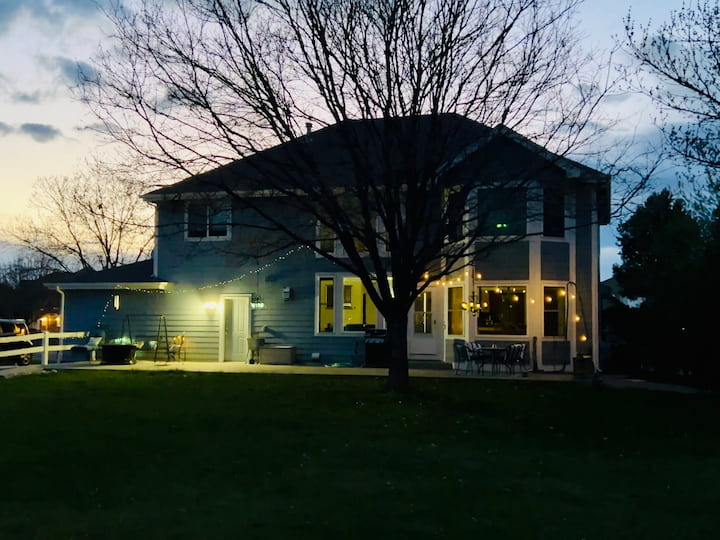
(317, 222, 336, 253)
(316, 218, 388, 257)
(186, 201, 231, 240)
(445, 189, 467, 243)
(477, 188, 527, 237)
(543, 188, 565, 238)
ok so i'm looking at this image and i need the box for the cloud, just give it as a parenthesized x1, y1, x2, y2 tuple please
(39, 56, 100, 86)
(10, 90, 43, 104)
(0, 0, 103, 35)
(0, 122, 13, 136)
(18, 123, 62, 142)
(74, 121, 121, 136)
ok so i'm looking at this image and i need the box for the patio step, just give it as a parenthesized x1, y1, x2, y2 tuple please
(408, 359, 452, 371)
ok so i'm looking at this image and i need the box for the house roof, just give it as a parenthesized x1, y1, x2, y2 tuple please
(143, 114, 610, 203)
(43, 259, 169, 291)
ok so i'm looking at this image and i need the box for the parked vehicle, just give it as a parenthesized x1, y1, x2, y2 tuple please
(0, 319, 34, 365)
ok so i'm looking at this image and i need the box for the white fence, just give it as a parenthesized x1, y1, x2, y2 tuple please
(0, 331, 88, 366)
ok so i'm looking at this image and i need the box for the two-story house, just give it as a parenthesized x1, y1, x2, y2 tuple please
(47, 114, 610, 371)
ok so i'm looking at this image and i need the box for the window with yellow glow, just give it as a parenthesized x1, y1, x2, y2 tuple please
(447, 287, 464, 335)
(543, 286, 567, 337)
(317, 276, 379, 334)
(476, 286, 526, 335)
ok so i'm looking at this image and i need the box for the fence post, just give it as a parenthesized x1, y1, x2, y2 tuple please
(42, 331, 50, 366)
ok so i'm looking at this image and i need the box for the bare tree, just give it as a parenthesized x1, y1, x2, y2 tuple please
(0, 253, 62, 288)
(624, 0, 720, 207)
(83, 0, 615, 391)
(6, 163, 154, 272)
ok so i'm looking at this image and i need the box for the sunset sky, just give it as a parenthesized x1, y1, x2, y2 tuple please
(0, 0, 686, 277)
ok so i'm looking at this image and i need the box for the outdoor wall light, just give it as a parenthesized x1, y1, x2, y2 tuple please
(251, 294, 265, 309)
(282, 286, 293, 301)
(202, 301, 217, 310)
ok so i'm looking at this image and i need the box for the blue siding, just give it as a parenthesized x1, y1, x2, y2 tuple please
(541, 241, 570, 281)
(475, 241, 529, 280)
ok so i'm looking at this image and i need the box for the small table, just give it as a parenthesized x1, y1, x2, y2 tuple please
(478, 345, 508, 374)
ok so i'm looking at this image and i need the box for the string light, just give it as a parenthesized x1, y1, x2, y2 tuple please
(112, 246, 309, 295)
(92, 245, 308, 328)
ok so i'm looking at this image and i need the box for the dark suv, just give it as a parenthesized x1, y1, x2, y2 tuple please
(0, 319, 34, 365)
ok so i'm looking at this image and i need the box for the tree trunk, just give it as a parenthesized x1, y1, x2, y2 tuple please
(386, 309, 410, 393)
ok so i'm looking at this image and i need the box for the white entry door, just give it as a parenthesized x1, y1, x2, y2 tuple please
(220, 295, 250, 362)
(408, 288, 442, 359)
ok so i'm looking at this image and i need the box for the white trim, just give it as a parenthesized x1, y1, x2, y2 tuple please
(184, 201, 232, 242)
(43, 281, 170, 291)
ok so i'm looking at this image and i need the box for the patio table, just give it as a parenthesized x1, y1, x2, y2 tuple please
(476, 344, 508, 374)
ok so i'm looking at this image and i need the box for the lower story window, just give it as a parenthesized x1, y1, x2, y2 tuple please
(447, 287, 464, 335)
(318, 275, 380, 334)
(476, 286, 526, 335)
(544, 286, 567, 337)
(414, 291, 432, 334)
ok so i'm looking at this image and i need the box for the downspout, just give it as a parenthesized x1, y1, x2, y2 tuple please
(56, 287, 65, 363)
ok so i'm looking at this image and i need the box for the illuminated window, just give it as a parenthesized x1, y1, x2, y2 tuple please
(476, 286, 526, 335)
(544, 286, 567, 337)
(186, 202, 230, 239)
(318, 278, 334, 332)
(447, 287, 464, 335)
(317, 275, 380, 334)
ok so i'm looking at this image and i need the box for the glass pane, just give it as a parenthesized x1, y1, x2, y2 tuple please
(187, 203, 207, 238)
(447, 287, 464, 335)
(476, 286, 526, 335)
(543, 189, 564, 237)
(317, 223, 335, 253)
(318, 278, 334, 332)
(544, 286, 567, 337)
(414, 292, 432, 334)
(342, 277, 377, 331)
(208, 206, 230, 237)
(478, 189, 527, 236)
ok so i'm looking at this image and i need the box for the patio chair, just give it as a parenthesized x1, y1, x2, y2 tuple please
(453, 339, 472, 374)
(169, 334, 186, 361)
(69, 332, 104, 362)
(504, 343, 527, 375)
(466, 341, 492, 374)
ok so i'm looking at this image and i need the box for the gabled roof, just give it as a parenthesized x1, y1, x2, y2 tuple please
(144, 113, 494, 200)
(43, 259, 169, 291)
(142, 113, 611, 222)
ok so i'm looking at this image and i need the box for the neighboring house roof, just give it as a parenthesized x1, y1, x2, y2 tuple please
(142, 114, 611, 224)
(43, 259, 169, 291)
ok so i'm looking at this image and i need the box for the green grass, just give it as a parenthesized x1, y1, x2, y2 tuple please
(1, 371, 719, 539)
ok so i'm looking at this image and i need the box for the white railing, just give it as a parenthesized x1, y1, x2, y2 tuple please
(0, 331, 88, 366)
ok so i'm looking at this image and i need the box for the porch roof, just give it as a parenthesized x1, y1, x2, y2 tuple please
(43, 260, 169, 291)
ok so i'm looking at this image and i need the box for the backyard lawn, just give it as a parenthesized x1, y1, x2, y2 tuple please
(1, 370, 718, 539)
